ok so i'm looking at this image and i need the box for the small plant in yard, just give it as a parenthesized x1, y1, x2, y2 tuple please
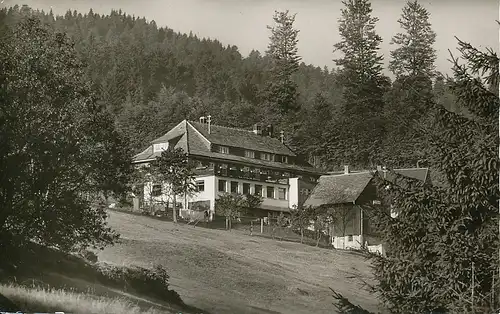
(243, 193, 263, 214)
(290, 205, 313, 244)
(276, 212, 288, 241)
(215, 193, 245, 231)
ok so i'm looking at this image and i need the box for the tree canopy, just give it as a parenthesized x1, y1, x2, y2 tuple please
(0, 14, 132, 251)
(364, 38, 499, 314)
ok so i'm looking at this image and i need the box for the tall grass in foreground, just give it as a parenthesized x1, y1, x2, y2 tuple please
(0, 283, 167, 314)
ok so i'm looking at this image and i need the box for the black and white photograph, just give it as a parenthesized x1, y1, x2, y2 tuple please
(0, 0, 498, 313)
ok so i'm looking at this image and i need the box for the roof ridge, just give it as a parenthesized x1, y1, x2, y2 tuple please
(323, 171, 372, 177)
(190, 120, 254, 133)
(184, 120, 190, 154)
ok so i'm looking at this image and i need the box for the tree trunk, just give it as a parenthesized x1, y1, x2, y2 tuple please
(229, 217, 232, 231)
(172, 193, 177, 223)
(300, 229, 304, 244)
(316, 231, 321, 247)
(342, 231, 346, 249)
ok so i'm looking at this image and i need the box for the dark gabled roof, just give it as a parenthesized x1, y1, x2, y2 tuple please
(189, 121, 296, 156)
(386, 168, 429, 183)
(132, 121, 321, 175)
(303, 172, 374, 207)
(132, 121, 190, 163)
(304, 167, 430, 208)
(132, 146, 156, 162)
(151, 120, 188, 144)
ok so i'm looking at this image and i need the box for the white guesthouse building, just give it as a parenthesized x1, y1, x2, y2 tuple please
(132, 118, 324, 220)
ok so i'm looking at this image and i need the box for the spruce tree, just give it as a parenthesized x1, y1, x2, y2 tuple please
(334, 0, 385, 115)
(368, 39, 498, 314)
(327, 0, 388, 168)
(389, 0, 436, 79)
(264, 10, 301, 117)
(382, 0, 437, 167)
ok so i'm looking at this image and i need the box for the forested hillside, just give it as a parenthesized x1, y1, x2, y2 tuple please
(2, 4, 460, 170)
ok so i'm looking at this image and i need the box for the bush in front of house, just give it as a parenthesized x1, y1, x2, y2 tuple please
(94, 263, 184, 306)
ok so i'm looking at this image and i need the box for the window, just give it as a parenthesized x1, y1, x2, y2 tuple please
(219, 146, 229, 154)
(230, 181, 239, 194)
(152, 184, 162, 196)
(153, 142, 168, 153)
(229, 165, 239, 177)
(216, 163, 228, 176)
(242, 167, 251, 179)
(250, 167, 259, 179)
(280, 156, 288, 163)
(278, 188, 286, 200)
(266, 186, 275, 199)
(348, 235, 353, 242)
(196, 160, 210, 169)
(196, 180, 205, 192)
(260, 153, 273, 161)
(255, 185, 263, 196)
(243, 183, 251, 195)
(218, 180, 227, 192)
(245, 150, 255, 158)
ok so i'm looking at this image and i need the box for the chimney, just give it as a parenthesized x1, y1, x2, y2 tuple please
(267, 124, 274, 137)
(377, 165, 382, 171)
(280, 130, 285, 143)
(344, 165, 350, 174)
(252, 123, 262, 135)
(207, 115, 211, 134)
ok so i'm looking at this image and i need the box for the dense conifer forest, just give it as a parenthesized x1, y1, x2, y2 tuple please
(2, 4, 460, 170)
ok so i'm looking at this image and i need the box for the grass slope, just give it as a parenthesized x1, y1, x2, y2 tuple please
(0, 283, 168, 314)
(0, 237, 204, 313)
(102, 210, 380, 314)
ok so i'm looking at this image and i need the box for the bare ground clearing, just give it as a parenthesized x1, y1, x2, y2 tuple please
(100, 210, 380, 314)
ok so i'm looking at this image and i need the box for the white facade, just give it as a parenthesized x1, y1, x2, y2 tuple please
(143, 174, 299, 221)
(332, 235, 363, 250)
(330, 235, 385, 255)
(288, 177, 299, 209)
(153, 142, 168, 153)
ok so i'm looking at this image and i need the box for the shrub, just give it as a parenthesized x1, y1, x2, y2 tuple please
(94, 263, 183, 305)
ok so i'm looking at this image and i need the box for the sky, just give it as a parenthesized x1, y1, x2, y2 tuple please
(2, 0, 499, 76)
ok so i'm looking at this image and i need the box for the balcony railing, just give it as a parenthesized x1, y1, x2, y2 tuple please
(192, 162, 293, 185)
(214, 166, 289, 185)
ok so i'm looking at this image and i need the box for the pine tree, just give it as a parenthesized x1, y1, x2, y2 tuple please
(264, 10, 302, 117)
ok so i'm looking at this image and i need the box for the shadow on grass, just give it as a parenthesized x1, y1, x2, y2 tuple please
(0, 240, 211, 314)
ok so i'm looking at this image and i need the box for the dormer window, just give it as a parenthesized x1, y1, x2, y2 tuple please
(245, 150, 255, 158)
(153, 142, 168, 153)
(218, 146, 229, 154)
(281, 156, 288, 163)
(260, 153, 273, 161)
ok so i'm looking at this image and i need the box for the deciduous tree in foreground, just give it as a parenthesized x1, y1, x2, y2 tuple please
(0, 16, 132, 252)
